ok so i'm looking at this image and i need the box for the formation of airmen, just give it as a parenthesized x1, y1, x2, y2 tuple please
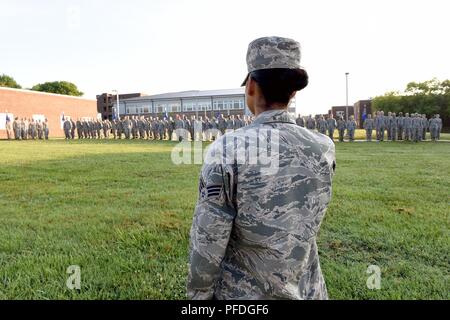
(5, 112, 443, 142)
(62, 114, 256, 141)
(6, 117, 50, 140)
(296, 112, 443, 142)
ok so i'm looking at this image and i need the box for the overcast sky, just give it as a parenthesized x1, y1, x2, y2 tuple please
(1, 0, 449, 115)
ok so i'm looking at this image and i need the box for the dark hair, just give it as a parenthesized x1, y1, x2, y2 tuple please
(250, 68, 308, 106)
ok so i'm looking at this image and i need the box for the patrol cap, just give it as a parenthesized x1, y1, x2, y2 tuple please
(241, 36, 302, 86)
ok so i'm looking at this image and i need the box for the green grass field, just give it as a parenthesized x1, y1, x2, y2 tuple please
(0, 132, 449, 300)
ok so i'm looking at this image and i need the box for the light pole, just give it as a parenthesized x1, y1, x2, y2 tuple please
(345, 73, 349, 121)
(112, 90, 119, 120)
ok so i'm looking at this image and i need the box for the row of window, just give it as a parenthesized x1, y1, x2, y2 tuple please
(123, 99, 245, 115)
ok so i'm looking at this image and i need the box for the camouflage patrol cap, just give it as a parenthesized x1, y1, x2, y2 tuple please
(241, 36, 302, 86)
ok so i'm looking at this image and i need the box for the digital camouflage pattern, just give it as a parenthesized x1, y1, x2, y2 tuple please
(188, 109, 336, 300)
(242, 36, 302, 86)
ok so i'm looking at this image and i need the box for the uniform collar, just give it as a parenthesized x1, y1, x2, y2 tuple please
(252, 109, 296, 125)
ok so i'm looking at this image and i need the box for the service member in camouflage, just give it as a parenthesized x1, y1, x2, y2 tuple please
(326, 114, 336, 141)
(296, 114, 305, 127)
(337, 116, 346, 142)
(346, 115, 357, 142)
(317, 115, 327, 135)
(306, 115, 316, 130)
(390, 113, 398, 142)
(188, 36, 336, 300)
(363, 113, 374, 141)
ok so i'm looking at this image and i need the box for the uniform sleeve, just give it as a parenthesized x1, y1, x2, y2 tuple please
(187, 161, 237, 300)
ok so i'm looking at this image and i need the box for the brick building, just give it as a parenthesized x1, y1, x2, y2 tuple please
(97, 92, 147, 120)
(331, 106, 354, 121)
(0, 87, 97, 139)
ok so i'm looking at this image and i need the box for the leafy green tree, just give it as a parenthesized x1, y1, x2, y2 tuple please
(31, 81, 83, 96)
(0, 74, 22, 89)
(373, 78, 450, 128)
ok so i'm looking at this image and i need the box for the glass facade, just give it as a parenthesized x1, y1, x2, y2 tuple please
(119, 94, 247, 115)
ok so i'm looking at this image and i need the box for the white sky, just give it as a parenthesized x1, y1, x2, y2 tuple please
(1, 0, 449, 115)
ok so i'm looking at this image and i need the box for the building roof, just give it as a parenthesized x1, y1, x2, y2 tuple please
(121, 88, 245, 102)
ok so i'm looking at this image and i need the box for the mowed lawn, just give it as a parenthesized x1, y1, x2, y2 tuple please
(0, 134, 449, 300)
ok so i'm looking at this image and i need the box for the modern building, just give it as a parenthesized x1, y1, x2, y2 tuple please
(0, 86, 97, 139)
(353, 99, 372, 128)
(115, 88, 251, 119)
(97, 92, 147, 120)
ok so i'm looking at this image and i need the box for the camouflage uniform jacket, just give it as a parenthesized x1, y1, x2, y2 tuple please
(188, 109, 336, 300)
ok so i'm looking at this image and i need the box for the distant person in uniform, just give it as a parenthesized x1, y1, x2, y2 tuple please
(63, 118, 72, 140)
(326, 114, 337, 141)
(363, 114, 374, 141)
(5, 114, 13, 140)
(296, 114, 305, 127)
(337, 116, 346, 142)
(43, 119, 50, 140)
(346, 115, 357, 142)
(188, 36, 336, 300)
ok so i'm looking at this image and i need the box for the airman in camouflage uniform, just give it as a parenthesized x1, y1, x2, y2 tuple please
(403, 113, 412, 141)
(20, 118, 27, 140)
(188, 36, 335, 300)
(63, 118, 72, 140)
(363, 113, 374, 141)
(218, 115, 226, 135)
(317, 116, 327, 135)
(390, 113, 398, 141)
(421, 114, 428, 141)
(375, 111, 386, 141)
(412, 113, 422, 142)
(326, 115, 336, 141)
(337, 116, 346, 142)
(70, 119, 76, 139)
(436, 114, 442, 140)
(76, 119, 83, 139)
(43, 119, 49, 140)
(346, 115, 357, 142)
(296, 114, 305, 127)
(306, 115, 316, 130)
(429, 114, 440, 141)
(175, 114, 185, 142)
(397, 112, 404, 140)
(36, 120, 44, 140)
(123, 116, 132, 139)
(386, 112, 393, 140)
(103, 119, 111, 139)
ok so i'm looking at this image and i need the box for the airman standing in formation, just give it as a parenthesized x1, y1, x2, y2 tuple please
(346, 115, 357, 142)
(363, 114, 374, 141)
(390, 113, 398, 141)
(397, 112, 404, 140)
(317, 115, 327, 135)
(296, 114, 305, 127)
(327, 114, 337, 140)
(306, 115, 316, 130)
(337, 116, 346, 142)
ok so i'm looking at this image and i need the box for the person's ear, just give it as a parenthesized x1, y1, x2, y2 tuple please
(246, 77, 256, 97)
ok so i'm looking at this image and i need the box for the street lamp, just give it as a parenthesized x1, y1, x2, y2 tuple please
(112, 90, 119, 120)
(345, 73, 349, 121)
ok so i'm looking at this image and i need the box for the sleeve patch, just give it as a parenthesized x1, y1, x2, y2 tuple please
(199, 183, 223, 201)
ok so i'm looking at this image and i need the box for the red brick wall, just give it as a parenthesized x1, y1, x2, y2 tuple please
(0, 87, 97, 138)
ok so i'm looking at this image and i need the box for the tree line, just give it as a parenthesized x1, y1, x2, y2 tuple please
(0, 74, 83, 96)
(372, 78, 449, 128)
